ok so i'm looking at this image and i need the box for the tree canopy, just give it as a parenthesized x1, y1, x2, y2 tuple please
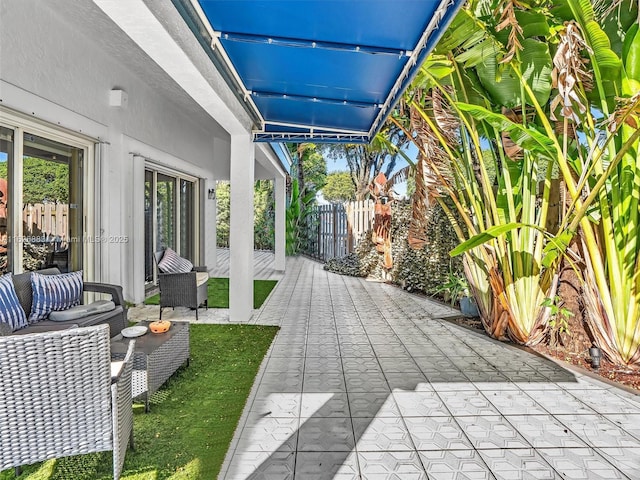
(321, 125, 409, 200)
(321, 171, 356, 203)
(0, 157, 69, 204)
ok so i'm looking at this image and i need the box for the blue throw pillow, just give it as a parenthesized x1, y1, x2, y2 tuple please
(0, 273, 28, 331)
(29, 271, 83, 323)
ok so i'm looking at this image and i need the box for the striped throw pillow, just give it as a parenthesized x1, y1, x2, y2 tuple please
(157, 247, 193, 274)
(29, 271, 83, 323)
(0, 273, 28, 331)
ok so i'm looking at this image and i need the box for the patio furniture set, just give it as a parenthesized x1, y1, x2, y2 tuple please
(0, 248, 201, 478)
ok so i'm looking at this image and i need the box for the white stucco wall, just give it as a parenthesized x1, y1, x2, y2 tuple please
(0, 0, 235, 302)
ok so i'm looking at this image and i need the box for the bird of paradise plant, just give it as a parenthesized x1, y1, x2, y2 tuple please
(392, 0, 640, 361)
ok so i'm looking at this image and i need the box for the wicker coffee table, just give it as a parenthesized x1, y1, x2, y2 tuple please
(111, 321, 190, 412)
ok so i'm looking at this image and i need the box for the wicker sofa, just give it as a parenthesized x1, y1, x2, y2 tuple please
(0, 324, 135, 479)
(10, 268, 128, 337)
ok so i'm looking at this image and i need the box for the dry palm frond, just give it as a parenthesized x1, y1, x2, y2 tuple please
(407, 155, 430, 249)
(594, 0, 638, 22)
(409, 102, 453, 201)
(432, 87, 460, 147)
(550, 21, 593, 124)
(604, 92, 640, 132)
(500, 107, 529, 161)
(495, 0, 524, 64)
(406, 101, 453, 250)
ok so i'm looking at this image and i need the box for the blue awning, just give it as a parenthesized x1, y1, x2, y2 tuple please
(183, 0, 464, 143)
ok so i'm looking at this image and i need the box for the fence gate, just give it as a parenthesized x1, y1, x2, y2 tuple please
(304, 201, 374, 262)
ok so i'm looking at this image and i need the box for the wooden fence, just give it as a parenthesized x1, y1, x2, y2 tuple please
(23, 203, 69, 238)
(304, 200, 374, 262)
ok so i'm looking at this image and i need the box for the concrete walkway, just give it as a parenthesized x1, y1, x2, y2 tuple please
(134, 255, 640, 479)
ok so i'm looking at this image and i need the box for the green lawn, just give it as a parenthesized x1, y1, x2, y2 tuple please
(1, 324, 279, 480)
(144, 278, 277, 309)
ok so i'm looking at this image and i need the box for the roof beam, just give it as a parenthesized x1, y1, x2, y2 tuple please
(216, 31, 412, 57)
(251, 90, 379, 109)
(254, 132, 369, 143)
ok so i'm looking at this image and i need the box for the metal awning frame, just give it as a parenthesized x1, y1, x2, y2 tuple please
(179, 0, 465, 143)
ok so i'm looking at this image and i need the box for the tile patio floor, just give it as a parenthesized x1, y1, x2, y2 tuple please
(131, 254, 640, 479)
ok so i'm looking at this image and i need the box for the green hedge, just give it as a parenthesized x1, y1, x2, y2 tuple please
(324, 201, 463, 296)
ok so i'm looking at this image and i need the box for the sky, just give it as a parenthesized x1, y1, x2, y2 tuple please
(324, 143, 417, 199)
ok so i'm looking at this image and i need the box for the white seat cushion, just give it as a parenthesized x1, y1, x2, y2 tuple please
(196, 272, 209, 287)
(49, 300, 116, 321)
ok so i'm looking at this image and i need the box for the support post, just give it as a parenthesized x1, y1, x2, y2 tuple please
(229, 135, 254, 322)
(274, 175, 286, 271)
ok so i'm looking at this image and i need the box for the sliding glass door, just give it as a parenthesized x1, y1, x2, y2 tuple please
(0, 120, 87, 274)
(144, 167, 198, 284)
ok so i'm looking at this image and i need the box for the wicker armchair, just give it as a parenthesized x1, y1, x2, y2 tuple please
(154, 250, 208, 320)
(0, 324, 135, 479)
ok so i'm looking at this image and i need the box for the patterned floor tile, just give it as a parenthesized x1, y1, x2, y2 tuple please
(465, 372, 515, 389)
(217, 258, 640, 480)
(295, 451, 360, 480)
(305, 364, 343, 376)
(377, 357, 421, 373)
(346, 373, 391, 393)
(477, 448, 559, 480)
(368, 334, 402, 345)
(455, 415, 531, 449)
(535, 447, 627, 479)
(404, 344, 444, 357)
(297, 417, 355, 452)
(483, 390, 548, 415)
(554, 414, 640, 448)
(385, 372, 429, 391)
(567, 389, 640, 415)
(371, 344, 410, 357)
(419, 450, 494, 480)
(264, 356, 304, 375)
(436, 390, 500, 416)
(504, 415, 587, 449)
(349, 391, 400, 418)
(341, 343, 377, 357)
(606, 413, 640, 440)
(338, 333, 370, 344)
(597, 447, 640, 478)
(394, 391, 451, 417)
(306, 334, 339, 344)
(303, 372, 347, 392)
(358, 451, 427, 480)
(555, 377, 609, 391)
(427, 374, 475, 390)
(404, 416, 474, 451)
(306, 343, 341, 358)
(523, 390, 596, 415)
(255, 375, 303, 394)
(414, 357, 457, 371)
(224, 451, 295, 480)
(353, 416, 415, 451)
(250, 393, 302, 418)
(235, 417, 299, 452)
(269, 344, 306, 357)
(301, 392, 350, 418)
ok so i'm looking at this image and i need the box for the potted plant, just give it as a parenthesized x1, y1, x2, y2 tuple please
(434, 271, 479, 317)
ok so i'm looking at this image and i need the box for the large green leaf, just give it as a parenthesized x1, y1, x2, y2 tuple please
(515, 10, 551, 39)
(584, 20, 623, 80)
(475, 39, 552, 108)
(450, 223, 526, 256)
(456, 103, 556, 158)
(436, 9, 484, 53)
